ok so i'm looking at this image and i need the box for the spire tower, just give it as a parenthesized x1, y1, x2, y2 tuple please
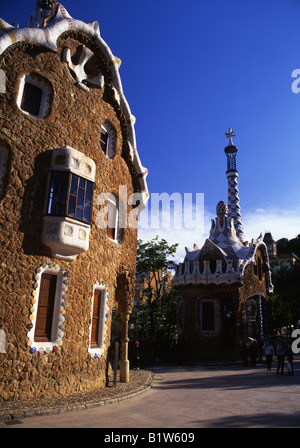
(224, 128, 245, 243)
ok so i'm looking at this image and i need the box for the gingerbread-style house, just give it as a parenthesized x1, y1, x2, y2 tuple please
(0, 1, 148, 400)
(173, 130, 273, 360)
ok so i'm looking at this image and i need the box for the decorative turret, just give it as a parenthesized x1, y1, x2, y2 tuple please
(224, 128, 246, 243)
(224, 128, 238, 172)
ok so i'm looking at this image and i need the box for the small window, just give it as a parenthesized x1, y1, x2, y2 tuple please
(21, 82, 43, 116)
(100, 128, 108, 155)
(47, 172, 94, 224)
(91, 289, 102, 348)
(88, 285, 110, 357)
(17, 73, 53, 119)
(202, 301, 214, 331)
(100, 123, 116, 158)
(34, 274, 57, 342)
(107, 196, 118, 240)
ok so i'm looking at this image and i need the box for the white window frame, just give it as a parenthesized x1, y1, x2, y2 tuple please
(17, 73, 52, 119)
(107, 195, 119, 242)
(100, 122, 116, 159)
(88, 284, 110, 358)
(27, 264, 68, 354)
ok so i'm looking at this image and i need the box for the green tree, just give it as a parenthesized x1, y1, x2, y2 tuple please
(134, 236, 179, 346)
(270, 259, 300, 328)
(276, 235, 300, 257)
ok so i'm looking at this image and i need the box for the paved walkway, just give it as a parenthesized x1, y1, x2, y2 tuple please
(1, 360, 300, 428)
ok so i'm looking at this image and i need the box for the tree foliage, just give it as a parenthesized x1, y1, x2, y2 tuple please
(276, 234, 300, 257)
(134, 236, 179, 345)
(270, 259, 300, 328)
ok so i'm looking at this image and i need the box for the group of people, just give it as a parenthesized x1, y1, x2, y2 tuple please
(241, 337, 294, 375)
(263, 339, 294, 375)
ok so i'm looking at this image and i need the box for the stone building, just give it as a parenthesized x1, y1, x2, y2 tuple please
(173, 129, 273, 360)
(0, 1, 148, 400)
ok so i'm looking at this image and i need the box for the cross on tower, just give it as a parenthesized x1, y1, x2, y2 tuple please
(225, 128, 236, 145)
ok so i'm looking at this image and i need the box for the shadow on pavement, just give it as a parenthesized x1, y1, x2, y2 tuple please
(153, 361, 300, 392)
(197, 411, 300, 428)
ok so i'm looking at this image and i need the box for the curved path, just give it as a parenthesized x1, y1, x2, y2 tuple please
(1, 361, 300, 428)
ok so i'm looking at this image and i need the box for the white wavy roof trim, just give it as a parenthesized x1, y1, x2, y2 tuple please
(178, 234, 273, 292)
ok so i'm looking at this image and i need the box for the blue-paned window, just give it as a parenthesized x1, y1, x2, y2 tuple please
(47, 172, 94, 224)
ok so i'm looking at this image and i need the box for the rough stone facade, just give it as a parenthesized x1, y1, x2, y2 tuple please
(0, 3, 148, 401)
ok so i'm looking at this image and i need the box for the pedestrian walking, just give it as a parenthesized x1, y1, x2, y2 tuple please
(286, 341, 294, 376)
(276, 340, 285, 375)
(263, 340, 275, 373)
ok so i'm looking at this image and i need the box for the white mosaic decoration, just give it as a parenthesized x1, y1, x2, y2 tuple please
(88, 282, 110, 359)
(62, 45, 104, 92)
(227, 171, 246, 243)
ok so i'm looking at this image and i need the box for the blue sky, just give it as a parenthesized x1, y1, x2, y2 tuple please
(2, 0, 300, 260)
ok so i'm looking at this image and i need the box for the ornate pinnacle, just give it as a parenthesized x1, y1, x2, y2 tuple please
(225, 128, 235, 145)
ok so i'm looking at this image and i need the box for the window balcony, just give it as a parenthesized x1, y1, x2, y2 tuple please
(41, 146, 96, 261)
